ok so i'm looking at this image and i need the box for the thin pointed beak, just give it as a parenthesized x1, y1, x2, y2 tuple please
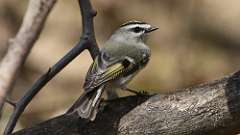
(145, 27, 158, 33)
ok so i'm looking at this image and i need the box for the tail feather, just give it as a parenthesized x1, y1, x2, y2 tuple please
(66, 85, 105, 121)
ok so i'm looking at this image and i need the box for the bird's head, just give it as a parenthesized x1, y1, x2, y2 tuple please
(110, 20, 158, 44)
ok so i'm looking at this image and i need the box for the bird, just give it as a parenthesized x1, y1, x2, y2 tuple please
(67, 20, 158, 121)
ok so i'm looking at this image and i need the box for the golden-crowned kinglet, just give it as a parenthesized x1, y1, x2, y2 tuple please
(67, 20, 158, 121)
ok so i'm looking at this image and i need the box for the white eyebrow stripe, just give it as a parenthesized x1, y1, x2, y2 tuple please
(122, 24, 151, 30)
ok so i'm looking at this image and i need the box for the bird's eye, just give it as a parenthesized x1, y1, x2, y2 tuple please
(132, 27, 142, 33)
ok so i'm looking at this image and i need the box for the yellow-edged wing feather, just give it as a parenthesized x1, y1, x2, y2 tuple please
(83, 54, 134, 93)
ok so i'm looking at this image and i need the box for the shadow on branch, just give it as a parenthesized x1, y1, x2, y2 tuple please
(13, 96, 150, 135)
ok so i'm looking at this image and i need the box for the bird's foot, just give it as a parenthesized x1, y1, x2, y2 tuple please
(138, 90, 149, 95)
(124, 88, 149, 96)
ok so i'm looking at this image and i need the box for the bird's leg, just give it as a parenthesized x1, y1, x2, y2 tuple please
(124, 87, 139, 95)
(121, 86, 149, 96)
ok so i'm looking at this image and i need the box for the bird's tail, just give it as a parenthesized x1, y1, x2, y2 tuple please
(66, 85, 105, 121)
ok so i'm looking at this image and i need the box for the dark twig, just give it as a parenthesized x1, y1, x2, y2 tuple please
(5, 98, 16, 108)
(4, 0, 99, 134)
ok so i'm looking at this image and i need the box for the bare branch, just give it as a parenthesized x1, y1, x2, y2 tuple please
(3, 0, 99, 134)
(5, 98, 16, 107)
(0, 0, 56, 112)
(11, 71, 240, 135)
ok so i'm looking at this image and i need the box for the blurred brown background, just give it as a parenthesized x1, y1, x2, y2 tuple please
(0, 0, 240, 133)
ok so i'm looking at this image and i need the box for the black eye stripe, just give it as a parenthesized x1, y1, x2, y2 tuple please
(131, 27, 144, 33)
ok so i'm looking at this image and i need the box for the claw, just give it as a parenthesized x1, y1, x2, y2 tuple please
(139, 90, 149, 95)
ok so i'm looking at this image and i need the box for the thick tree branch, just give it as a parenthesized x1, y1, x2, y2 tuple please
(0, 0, 56, 113)
(4, 0, 99, 134)
(11, 71, 240, 135)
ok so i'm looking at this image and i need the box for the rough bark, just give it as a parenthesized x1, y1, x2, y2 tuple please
(11, 71, 240, 135)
